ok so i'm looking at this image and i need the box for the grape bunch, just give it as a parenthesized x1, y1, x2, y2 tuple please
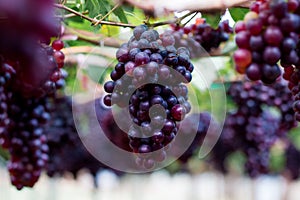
(0, 0, 65, 98)
(285, 69, 300, 122)
(169, 20, 233, 58)
(215, 110, 280, 176)
(227, 80, 296, 132)
(210, 80, 296, 177)
(102, 25, 194, 169)
(0, 94, 52, 190)
(233, 0, 300, 84)
(0, 0, 66, 190)
(46, 97, 108, 183)
(46, 97, 134, 184)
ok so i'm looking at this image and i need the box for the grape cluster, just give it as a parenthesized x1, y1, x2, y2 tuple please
(46, 97, 134, 184)
(103, 25, 193, 169)
(286, 69, 300, 122)
(0, 0, 65, 97)
(46, 97, 107, 182)
(233, 0, 300, 84)
(211, 80, 296, 177)
(227, 80, 296, 132)
(0, 95, 51, 190)
(170, 20, 233, 58)
(0, 0, 66, 190)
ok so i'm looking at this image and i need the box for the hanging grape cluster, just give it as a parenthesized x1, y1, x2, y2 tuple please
(211, 80, 296, 177)
(233, 0, 300, 84)
(0, 0, 66, 190)
(102, 25, 194, 169)
(169, 20, 233, 58)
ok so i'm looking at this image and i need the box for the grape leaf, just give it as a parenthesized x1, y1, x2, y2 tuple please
(202, 12, 221, 29)
(229, 8, 249, 22)
(113, 6, 128, 23)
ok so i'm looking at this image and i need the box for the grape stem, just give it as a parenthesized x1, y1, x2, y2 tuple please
(54, 3, 136, 28)
(54, 3, 197, 28)
(182, 12, 199, 27)
(94, 2, 121, 26)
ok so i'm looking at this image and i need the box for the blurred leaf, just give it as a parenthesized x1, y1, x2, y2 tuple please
(126, 7, 145, 25)
(226, 151, 246, 174)
(221, 40, 236, 55)
(288, 126, 300, 148)
(202, 12, 221, 29)
(113, 6, 128, 23)
(100, 24, 121, 37)
(269, 143, 286, 173)
(218, 57, 237, 82)
(63, 64, 81, 95)
(229, 8, 249, 22)
(0, 147, 9, 162)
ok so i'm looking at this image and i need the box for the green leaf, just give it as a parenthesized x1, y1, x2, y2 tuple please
(85, 0, 110, 18)
(202, 12, 221, 29)
(229, 8, 249, 22)
(113, 6, 128, 24)
(269, 144, 286, 173)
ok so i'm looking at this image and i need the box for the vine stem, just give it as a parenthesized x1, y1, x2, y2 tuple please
(54, 3, 136, 28)
(182, 12, 199, 27)
(94, 2, 121, 26)
(54, 3, 197, 28)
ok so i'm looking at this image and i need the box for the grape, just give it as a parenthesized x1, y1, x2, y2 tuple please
(246, 63, 261, 81)
(233, 49, 252, 68)
(236, 31, 251, 49)
(263, 46, 281, 64)
(52, 40, 64, 51)
(249, 35, 264, 51)
(247, 19, 263, 35)
(235, 21, 247, 33)
(102, 25, 194, 168)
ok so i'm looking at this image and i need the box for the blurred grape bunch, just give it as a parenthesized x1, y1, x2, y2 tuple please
(46, 96, 136, 185)
(0, 0, 66, 190)
(210, 80, 297, 177)
(169, 20, 233, 58)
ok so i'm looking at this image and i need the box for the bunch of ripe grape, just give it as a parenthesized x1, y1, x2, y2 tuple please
(211, 80, 296, 177)
(102, 25, 194, 169)
(233, 0, 300, 84)
(0, 0, 66, 190)
(169, 20, 233, 58)
(46, 97, 129, 185)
